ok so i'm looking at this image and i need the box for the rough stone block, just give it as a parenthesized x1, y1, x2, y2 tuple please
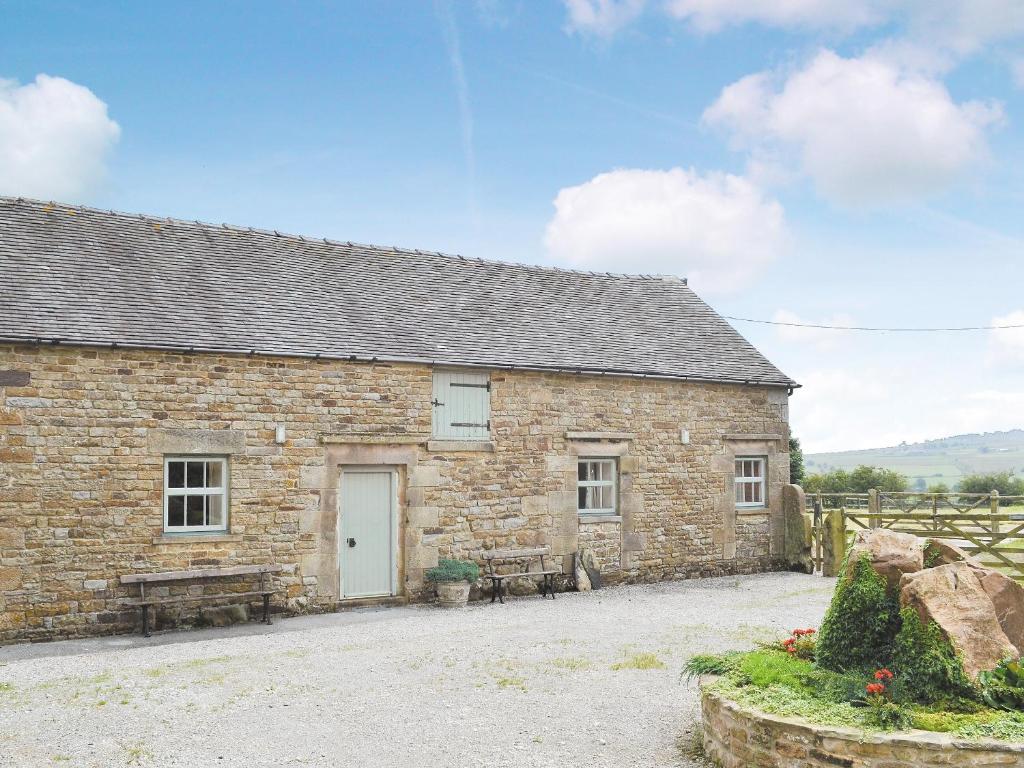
(407, 506, 440, 528)
(408, 466, 441, 487)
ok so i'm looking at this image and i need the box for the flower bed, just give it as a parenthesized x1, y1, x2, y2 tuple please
(692, 533, 1024, 764)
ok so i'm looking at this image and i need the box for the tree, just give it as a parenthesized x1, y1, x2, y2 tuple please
(958, 472, 1024, 504)
(789, 436, 805, 485)
(926, 482, 950, 495)
(802, 465, 909, 495)
(848, 465, 908, 493)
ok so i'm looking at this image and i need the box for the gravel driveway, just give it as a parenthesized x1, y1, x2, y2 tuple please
(0, 572, 834, 768)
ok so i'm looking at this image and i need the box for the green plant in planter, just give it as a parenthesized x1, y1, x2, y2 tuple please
(816, 553, 901, 673)
(892, 608, 976, 706)
(425, 559, 480, 583)
(979, 659, 1024, 711)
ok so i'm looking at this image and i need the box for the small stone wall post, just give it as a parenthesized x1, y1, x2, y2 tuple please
(781, 484, 813, 573)
(822, 509, 846, 577)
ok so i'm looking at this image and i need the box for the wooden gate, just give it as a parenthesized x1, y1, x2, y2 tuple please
(807, 489, 1024, 582)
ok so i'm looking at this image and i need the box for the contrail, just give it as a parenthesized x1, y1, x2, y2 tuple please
(435, 0, 478, 222)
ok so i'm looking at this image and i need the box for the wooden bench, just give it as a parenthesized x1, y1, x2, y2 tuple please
(120, 564, 283, 637)
(482, 547, 558, 603)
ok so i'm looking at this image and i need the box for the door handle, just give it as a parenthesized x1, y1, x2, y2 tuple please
(347, 537, 356, 548)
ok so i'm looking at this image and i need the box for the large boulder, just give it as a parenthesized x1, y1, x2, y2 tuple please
(971, 566, 1024, 655)
(848, 529, 924, 591)
(899, 562, 1018, 680)
(926, 539, 971, 566)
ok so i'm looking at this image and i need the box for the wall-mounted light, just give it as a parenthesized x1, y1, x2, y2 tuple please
(680, 428, 690, 445)
(275, 424, 287, 445)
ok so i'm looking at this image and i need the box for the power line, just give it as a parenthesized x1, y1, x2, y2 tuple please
(722, 316, 1024, 332)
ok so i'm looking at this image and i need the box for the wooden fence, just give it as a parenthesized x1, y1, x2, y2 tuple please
(806, 489, 1024, 581)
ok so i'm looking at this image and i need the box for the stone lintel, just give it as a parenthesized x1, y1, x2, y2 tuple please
(565, 431, 636, 441)
(148, 429, 246, 455)
(722, 433, 784, 443)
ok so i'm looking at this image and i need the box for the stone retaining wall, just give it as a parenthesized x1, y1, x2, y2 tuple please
(701, 682, 1024, 767)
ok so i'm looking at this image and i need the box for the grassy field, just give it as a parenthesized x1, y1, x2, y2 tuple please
(807, 430, 1024, 488)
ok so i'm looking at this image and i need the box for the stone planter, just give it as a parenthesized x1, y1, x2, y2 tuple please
(435, 580, 471, 608)
(699, 677, 1024, 767)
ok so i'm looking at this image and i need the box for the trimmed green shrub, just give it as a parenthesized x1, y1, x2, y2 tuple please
(816, 553, 901, 673)
(979, 659, 1024, 711)
(892, 608, 975, 705)
(424, 559, 480, 583)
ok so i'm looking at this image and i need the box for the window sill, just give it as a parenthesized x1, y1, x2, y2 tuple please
(578, 514, 622, 524)
(736, 507, 769, 516)
(152, 533, 241, 544)
(427, 439, 495, 453)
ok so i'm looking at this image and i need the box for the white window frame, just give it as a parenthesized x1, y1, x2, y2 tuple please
(734, 456, 766, 509)
(577, 458, 618, 516)
(163, 456, 229, 533)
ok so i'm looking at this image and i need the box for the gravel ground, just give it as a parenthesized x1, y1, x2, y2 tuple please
(0, 572, 835, 768)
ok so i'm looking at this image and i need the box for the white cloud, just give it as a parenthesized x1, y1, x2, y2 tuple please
(989, 310, 1024, 366)
(562, 0, 646, 36)
(543, 167, 786, 293)
(664, 0, 1024, 53)
(906, 0, 1024, 56)
(770, 309, 855, 352)
(791, 368, 1024, 453)
(0, 75, 119, 201)
(664, 0, 885, 34)
(703, 50, 1003, 205)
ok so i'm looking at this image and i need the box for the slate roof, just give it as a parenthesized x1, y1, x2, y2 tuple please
(0, 196, 795, 387)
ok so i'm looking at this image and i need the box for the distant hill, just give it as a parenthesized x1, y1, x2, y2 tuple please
(805, 430, 1024, 489)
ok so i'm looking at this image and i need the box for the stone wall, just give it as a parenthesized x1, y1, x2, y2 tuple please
(0, 343, 790, 642)
(701, 683, 1024, 767)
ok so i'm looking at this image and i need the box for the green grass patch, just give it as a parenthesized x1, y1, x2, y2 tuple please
(496, 676, 526, 690)
(611, 652, 666, 671)
(737, 650, 814, 688)
(549, 656, 592, 672)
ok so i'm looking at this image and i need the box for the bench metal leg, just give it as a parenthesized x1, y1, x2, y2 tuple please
(490, 578, 497, 603)
(495, 579, 505, 604)
(262, 594, 272, 625)
(141, 605, 151, 638)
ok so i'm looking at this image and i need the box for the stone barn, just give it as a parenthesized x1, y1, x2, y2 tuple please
(0, 196, 796, 641)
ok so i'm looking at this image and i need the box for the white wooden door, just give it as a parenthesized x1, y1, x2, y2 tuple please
(340, 469, 396, 599)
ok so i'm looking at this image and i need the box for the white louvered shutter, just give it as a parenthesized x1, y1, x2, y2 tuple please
(432, 371, 490, 439)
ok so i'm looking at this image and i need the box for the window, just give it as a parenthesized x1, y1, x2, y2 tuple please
(577, 458, 617, 516)
(735, 457, 766, 508)
(164, 457, 228, 532)
(431, 371, 491, 440)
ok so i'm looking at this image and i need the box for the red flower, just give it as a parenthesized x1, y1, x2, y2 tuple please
(874, 669, 894, 681)
(865, 683, 886, 695)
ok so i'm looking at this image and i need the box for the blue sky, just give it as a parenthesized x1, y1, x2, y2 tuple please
(2, 0, 1023, 453)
